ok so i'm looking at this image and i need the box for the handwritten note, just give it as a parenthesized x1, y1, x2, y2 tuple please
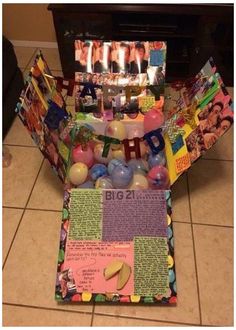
(175, 153, 191, 174)
(134, 237, 169, 296)
(64, 240, 134, 295)
(68, 189, 102, 240)
(102, 190, 167, 241)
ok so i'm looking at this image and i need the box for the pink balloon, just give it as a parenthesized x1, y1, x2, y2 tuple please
(143, 108, 164, 133)
(72, 145, 94, 168)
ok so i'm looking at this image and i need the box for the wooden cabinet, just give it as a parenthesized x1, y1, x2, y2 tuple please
(48, 4, 233, 85)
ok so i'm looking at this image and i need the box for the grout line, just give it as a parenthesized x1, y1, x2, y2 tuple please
(201, 158, 233, 162)
(2, 158, 45, 270)
(172, 219, 234, 228)
(3, 143, 37, 148)
(2, 206, 25, 211)
(90, 303, 96, 326)
(3, 302, 200, 327)
(186, 172, 203, 326)
(25, 207, 62, 213)
(2, 302, 93, 316)
(191, 222, 234, 229)
(92, 312, 201, 326)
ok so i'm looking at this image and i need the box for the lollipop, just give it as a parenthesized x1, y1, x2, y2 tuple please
(147, 165, 170, 190)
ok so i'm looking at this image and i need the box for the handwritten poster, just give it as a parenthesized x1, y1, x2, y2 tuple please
(134, 237, 169, 296)
(63, 240, 134, 295)
(102, 190, 167, 241)
(69, 189, 102, 240)
(56, 188, 176, 303)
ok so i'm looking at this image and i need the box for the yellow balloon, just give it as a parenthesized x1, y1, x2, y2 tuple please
(94, 143, 113, 164)
(68, 162, 88, 185)
(128, 173, 149, 190)
(112, 146, 126, 160)
(105, 120, 127, 150)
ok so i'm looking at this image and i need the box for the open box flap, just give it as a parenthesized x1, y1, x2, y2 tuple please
(163, 57, 233, 185)
(15, 51, 71, 183)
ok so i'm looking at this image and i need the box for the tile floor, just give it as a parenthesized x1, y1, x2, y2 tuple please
(2, 46, 234, 326)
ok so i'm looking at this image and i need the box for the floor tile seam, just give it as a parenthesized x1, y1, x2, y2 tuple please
(2, 302, 93, 316)
(92, 311, 201, 326)
(2, 158, 45, 270)
(186, 172, 203, 325)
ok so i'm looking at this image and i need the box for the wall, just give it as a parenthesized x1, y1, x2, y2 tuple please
(3, 3, 56, 42)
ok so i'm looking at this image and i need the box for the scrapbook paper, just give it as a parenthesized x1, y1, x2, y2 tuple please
(16, 52, 70, 182)
(164, 59, 234, 185)
(74, 40, 167, 115)
(55, 189, 176, 304)
(134, 236, 169, 296)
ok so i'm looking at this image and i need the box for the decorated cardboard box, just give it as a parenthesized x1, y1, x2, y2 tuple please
(15, 40, 233, 304)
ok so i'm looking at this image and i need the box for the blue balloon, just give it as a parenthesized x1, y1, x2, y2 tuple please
(107, 159, 125, 175)
(173, 281, 177, 293)
(169, 269, 175, 283)
(89, 164, 108, 181)
(148, 151, 166, 168)
(128, 159, 149, 175)
(78, 180, 95, 189)
(168, 226, 173, 239)
(111, 164, 133, 188)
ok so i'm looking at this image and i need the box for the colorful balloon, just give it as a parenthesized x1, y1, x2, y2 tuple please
(128, 173, 149, 190)
(143, 108, 164, 133)
(127, 126, 143, 139)
(108, 159, 125, 175)
(94, 143, 113, 164)
(148, 151, 166, 168)
(105, 120, 127, 149)
(128, 159, 149, 175)
(89, 164, 108, 181)
(72, 144, 94, 168)
(111, 163, 133, 188)
(147, 165, 170, 190)
(112, 146, 126, 160)
(68, 162, 88, 185)
(95, 176, 113, 189)
(78, 180, 95, 189)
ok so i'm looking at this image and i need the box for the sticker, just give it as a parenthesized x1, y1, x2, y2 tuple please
(150, 50, 164, 66)
(138, 96, 155, 113)
(175, 153, 191, 174)
(171, 134, 184, 155)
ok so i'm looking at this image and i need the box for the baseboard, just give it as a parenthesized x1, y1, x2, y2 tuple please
(10, 40, 58, 49)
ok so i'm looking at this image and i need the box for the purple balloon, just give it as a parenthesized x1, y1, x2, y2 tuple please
(111, 164, 133, 188)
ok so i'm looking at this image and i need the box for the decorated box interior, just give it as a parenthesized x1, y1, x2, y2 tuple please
(15, 40, 233, 304)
